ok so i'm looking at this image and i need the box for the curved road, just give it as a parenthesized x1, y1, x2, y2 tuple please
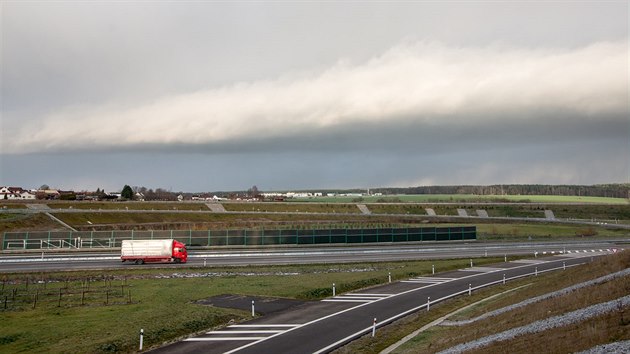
(149, 250, 616, 354)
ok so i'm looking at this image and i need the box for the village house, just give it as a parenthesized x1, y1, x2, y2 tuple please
(0, 186, 37, 200)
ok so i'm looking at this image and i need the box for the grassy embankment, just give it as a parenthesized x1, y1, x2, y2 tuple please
(333, 250, 630, 354)
(0, 258, 501, 354)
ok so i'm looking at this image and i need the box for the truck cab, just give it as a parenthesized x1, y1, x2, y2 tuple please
(172, 240, 188, 263)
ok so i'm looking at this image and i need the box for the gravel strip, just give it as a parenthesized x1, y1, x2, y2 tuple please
(437, 295, 630, 354)
(576, 340, 630, 354)
(441, 268, 630, 326)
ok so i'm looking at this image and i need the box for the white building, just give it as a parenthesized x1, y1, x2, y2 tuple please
(0, 186, 36, 200)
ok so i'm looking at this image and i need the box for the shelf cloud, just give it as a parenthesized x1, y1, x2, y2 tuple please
(5, 40, 627, 155)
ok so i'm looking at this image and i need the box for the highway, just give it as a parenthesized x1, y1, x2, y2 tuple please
(148, 251, 614, 354)
(0, 240, 624, 273)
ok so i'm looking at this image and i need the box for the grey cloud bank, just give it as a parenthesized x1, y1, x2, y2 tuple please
(1, 1, 628, 191)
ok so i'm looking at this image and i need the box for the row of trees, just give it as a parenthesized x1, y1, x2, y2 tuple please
(372, 184, 630, 199)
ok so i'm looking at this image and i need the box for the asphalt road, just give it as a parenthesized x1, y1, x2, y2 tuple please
(0, 240, 624, 272)
(149, 251, 613, 354)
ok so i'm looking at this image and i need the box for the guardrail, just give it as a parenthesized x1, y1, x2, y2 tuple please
(2, 226, 476, 250)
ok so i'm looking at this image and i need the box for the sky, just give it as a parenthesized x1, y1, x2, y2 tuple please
(1, 1, 628, 193)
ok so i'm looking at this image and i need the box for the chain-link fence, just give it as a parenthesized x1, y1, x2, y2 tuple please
(2, 226, 476, 250)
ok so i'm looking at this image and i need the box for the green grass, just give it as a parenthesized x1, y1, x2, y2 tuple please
(0, 258, 502, 354)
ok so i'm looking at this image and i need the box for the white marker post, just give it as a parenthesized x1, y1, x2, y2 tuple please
(388, 272, 391, 283)
(484, 249, 487, 257)
(503, 274, 506, 285)
(251, 300, 255, 317)
(468, 283, 472, 296)
(139, 329, 144, 351)
(432, 265, 435, 274)
(535, 251, 538, 258)
(504, 254, 507, 262)
(427, 296, 430, 311)
(203, 258, 207, 267)
(470, 259, 473, 267)
(332, 283, 336, 297)
(563, 262, 566, 270)
(372, 318, 376, 337)
(535, 267, 538, 276)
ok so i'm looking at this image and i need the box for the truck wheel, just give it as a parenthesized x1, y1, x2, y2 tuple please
(174, 258, 181, 264)
(135, 259, 144, 265)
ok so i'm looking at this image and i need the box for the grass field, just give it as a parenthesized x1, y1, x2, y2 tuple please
(0, 258, 500, 354)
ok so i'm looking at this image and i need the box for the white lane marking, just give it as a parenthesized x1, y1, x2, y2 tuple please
(185, 337, 266, 341)
(511, 259, 546, 264)
(207, 330, 283, 334)
(402, 277, 455, 284)
(458, 267, 503, 272)
(322, 299, 373, 303)
(323, 293, 393, 302)
(228, 324, 298, 328)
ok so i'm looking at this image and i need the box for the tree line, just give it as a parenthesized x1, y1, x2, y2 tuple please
(371, 184, 630, 199)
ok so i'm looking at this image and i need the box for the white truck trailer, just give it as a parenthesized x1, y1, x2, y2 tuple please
(120, 239, 187, 264)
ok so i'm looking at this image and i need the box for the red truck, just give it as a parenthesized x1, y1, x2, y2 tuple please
(121, 239, 188, 264)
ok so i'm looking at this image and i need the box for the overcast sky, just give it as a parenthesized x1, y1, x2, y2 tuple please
(1, 1, 628, 193)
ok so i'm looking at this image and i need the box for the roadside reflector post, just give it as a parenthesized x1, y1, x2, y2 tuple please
(372, 318, 376, 337)
(139, 329, 144, 351)
(333, 283, 336, 297)
(563, 262, 566, 270)
(432, 265, 435, 274)
(535, 267, 538, 276)
(535, 251, 538, 258)
(251, 300, 255, 317)
(203, 258, 207, 267)
(484, 249, 487, 257)
(503, 274, 506, 285)
(470, 259, 473, 268)
(504, 254, 507, 262)
(468, 283, 472, 296)
(427, 296, 430, 311)
(388, 272, 391, 283)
